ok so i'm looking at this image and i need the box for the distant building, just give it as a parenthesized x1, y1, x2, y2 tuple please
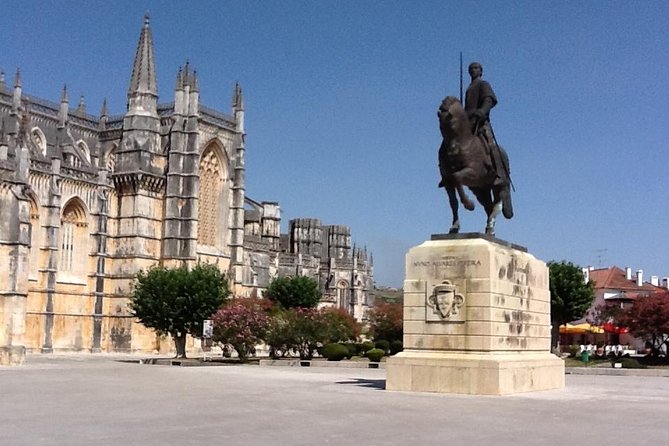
(0, 16, 372, 365)
(583, 266, 666, 348)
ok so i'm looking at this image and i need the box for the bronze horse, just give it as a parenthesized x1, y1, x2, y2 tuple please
(437, 96, 513, 236)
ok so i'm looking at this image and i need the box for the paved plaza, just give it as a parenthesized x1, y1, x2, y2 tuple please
(2, 355, 668, 445)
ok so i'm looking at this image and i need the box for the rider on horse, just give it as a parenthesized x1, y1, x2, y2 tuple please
(464, 62, 509, 188)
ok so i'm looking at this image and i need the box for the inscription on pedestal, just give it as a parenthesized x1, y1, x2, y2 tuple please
(426, 280, 465, 322)
(412, 256, 481, 269)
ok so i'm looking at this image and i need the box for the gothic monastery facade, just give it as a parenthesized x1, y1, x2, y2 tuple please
(0, 17, 373, 365)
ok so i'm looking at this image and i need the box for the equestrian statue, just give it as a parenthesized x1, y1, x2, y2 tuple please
(438, 62, 513, 236)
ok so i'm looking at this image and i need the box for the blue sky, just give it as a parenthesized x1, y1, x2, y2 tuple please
(2, 1, 668, 287)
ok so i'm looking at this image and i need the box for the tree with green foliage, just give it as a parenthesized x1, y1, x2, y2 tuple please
(367, 301, 403, 343)
(129, 263, 230, 358)
(319, 307, 361, 343)
(616, 291, 669, 358)
(548, 260, 595, 350)
(264, 275, 321, 309)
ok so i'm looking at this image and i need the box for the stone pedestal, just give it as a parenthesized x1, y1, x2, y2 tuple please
(386, 234, 564, 395)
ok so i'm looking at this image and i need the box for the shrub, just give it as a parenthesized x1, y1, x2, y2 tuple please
(263, 306, 364, 360)
(367, 302, 403, 343)
(375, 340, 390, 353)
(319, 307, 361, 343)
(366, 348, 385, 362)
(360, 341, 375, 354)
(265, 309, 296, 359)
(322, 343, 349, 361)
(343, 343, 358, 359)
(569, 344, 580, 358)
(289, 308, 323, 360)
(614, 357, 647, 369)
(211, 298, 271, 361)
(389, 339, 403, 355)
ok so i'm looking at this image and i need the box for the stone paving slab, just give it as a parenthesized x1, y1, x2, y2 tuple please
(1, 354, 668, 445)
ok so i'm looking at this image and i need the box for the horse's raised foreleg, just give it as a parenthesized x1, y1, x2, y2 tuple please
(456, 184, 474, 211)
(451, 170, 475, 211)
(472, 187, 498, 236)
(445, 185, 460, 234)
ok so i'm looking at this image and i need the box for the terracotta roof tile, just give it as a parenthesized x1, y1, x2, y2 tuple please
(589, 266, 663, 293)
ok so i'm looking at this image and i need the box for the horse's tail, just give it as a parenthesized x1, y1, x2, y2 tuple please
(497, 146, 514, 219)
(498, 146, 514, 192)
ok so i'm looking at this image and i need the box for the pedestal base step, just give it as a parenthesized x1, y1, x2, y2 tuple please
(386, 351, 565, 395)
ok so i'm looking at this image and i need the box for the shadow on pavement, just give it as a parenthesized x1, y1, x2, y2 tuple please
(335, 378, 386, 390)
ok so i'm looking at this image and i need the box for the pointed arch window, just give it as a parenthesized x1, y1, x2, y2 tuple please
(28, 196, 41, 280)
(336, 280, 350, 310)
(31, 127, 47, 156)
(76, 140, 91, 164)
(197, 143, 229, 249)
(60, 198, 88, 281)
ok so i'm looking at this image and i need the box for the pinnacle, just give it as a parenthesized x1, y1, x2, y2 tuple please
(128, 14, 157, 98)
(14, 68, 21, 88)
(175, 66, 184, 91)
(191, 70, 199, 92)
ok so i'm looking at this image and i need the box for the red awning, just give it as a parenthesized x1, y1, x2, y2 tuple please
(602, 322, 629, 334)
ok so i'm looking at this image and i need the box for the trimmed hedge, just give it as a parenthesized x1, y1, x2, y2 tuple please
(323, 343, 349, 361)
(360, 341, 375, 354)
(375, 340, 390, 354)
(366, 348, 385, 362)
(389, 340, 403, 355)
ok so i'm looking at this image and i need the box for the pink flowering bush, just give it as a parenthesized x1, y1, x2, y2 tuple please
(265, 307, 361, 360)
(211, 298, 272, 361)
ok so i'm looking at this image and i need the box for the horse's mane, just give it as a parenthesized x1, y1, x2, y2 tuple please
(441, 96, 461, 109)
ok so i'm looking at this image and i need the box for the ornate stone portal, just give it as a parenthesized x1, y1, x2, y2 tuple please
(386, 234, 564, 395)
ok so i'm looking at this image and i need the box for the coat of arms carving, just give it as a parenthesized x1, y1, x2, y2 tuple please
(426, 280, 464, 321)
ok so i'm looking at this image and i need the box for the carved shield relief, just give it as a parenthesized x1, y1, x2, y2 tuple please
(426, 280, 465, 322)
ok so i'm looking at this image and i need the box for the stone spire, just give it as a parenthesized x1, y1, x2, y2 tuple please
(0, 71, 6, 92)
(99, 98, 108, 130)
(13, 68, 21, 89)
(100, 98, 108, 118)
(183, 60, 191, 87)
(233, 82, 245, 134)
(12, 68, 22, 111)
(232, 82, 244, 110)
(76, 95, 86, 114)
(191, 70, 199, 93)
(187, 69, 199, 116)
(175, 66, 184, 92)
(127, 13, 157, 109)
(174, 66, 186, 116)
(58, 84, 69, 127)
